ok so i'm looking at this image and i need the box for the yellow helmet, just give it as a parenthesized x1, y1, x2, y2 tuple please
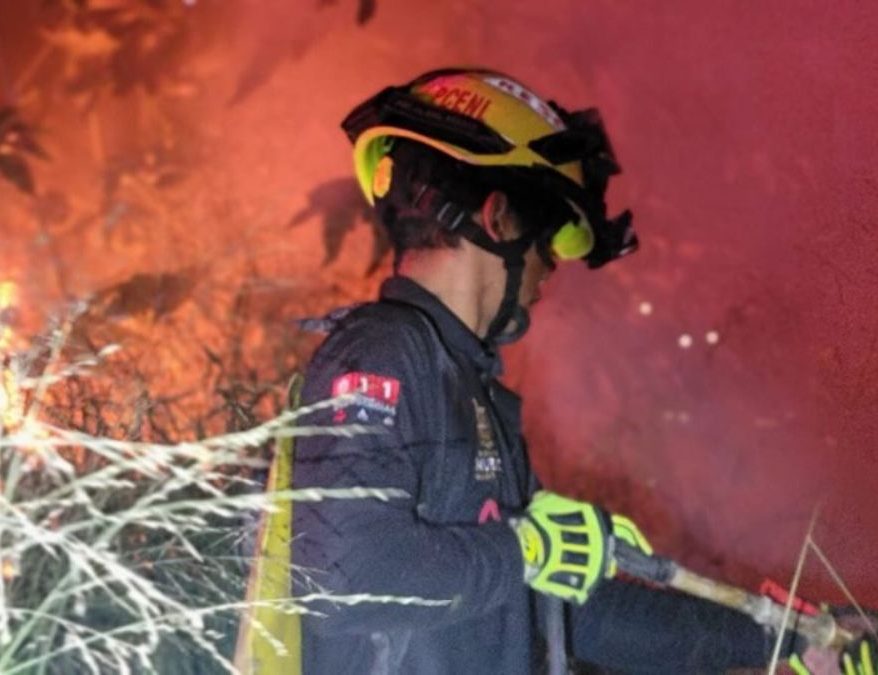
(342, 68, 637, 269)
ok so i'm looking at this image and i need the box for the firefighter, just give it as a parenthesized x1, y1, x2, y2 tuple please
(290, 69, 875, 674)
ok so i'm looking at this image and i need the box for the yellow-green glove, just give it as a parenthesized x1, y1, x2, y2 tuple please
(841, 636, 877, 675)
(511, 491, 607, 604)
(605, 512, 653, 575)
(510, 491, 652, 604)
(787, 636, 877, 675)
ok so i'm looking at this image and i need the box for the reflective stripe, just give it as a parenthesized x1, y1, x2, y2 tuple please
(233, 375, 303, 674)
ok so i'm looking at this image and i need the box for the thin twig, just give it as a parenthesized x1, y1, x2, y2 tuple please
(767, 506, 820, 675)
(6, 592, 452, 674)
(809, 539, 878, 642)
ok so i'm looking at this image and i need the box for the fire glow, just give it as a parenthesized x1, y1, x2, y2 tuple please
(0, 281, 23, 433)
(0, 281, 17, 351)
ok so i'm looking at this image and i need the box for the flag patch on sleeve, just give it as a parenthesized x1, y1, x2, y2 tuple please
(331, 372, 401, 426)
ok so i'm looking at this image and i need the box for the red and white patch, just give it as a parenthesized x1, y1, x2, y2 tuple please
(331, 372, 401, 426)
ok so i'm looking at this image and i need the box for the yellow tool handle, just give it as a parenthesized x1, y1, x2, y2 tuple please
(613, 539, 854, 649)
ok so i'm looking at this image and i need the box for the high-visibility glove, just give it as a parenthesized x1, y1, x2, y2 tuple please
(788, 636, 877, 675)
(841, 636, 877, 675)
(510, 490, 652, 604)
(605, 512, 654, 576)
(510, 491, 608, 604)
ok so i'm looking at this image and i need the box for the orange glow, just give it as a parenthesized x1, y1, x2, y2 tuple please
(0, 281, 43, 455)
(0, 0, 875, 610)
(0, 369, 21, 432)
(0, 281, 17, 353)
(1, 557, 19, 581)
(1, 281, 22, 432)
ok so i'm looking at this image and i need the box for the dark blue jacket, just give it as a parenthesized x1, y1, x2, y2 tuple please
(292, 276, 782, 674)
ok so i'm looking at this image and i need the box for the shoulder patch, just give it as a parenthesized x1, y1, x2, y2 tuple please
(331, 372, 401, 426)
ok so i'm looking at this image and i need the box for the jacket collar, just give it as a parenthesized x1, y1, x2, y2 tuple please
(380, 276, 502, 378)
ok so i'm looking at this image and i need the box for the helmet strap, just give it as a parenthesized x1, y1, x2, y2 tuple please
(486, 254, 530, 345)
(420, 189, 534, 343)
(410, 182, 536, 343)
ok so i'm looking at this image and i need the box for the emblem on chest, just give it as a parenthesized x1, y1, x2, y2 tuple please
(472, 398, 502, 481)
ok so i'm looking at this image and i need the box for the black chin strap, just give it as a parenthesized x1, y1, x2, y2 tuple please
(494, 304, 530, 346)
(412, 184, 534, 344)
(438, 207, 534, 345)
(486, 249, 527, 343)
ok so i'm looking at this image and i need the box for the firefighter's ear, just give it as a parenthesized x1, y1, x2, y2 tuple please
(481, 191, 519, 243)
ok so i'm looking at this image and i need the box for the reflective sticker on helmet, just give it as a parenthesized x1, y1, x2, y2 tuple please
(482, 76, 565, 130)
(372, 155, 393, 198)
(419, 82, 493, 121)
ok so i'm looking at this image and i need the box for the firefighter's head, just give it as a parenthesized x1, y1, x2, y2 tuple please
(342, 68, 637, 343)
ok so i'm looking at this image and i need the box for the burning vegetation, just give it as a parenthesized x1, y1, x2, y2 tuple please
(0, 1, 390, 670)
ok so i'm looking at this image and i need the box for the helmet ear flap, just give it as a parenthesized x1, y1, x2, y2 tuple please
(357, 136, 395, 205)
(552, 221, 594, 261)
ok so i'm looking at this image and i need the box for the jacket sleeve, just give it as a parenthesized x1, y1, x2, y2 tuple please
(569, 578, 801, 673)
(291, 315, 523, 635)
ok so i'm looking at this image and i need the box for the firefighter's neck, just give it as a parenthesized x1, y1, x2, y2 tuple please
(396, 240, 506, 339)
(396, 193, 518, 338)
